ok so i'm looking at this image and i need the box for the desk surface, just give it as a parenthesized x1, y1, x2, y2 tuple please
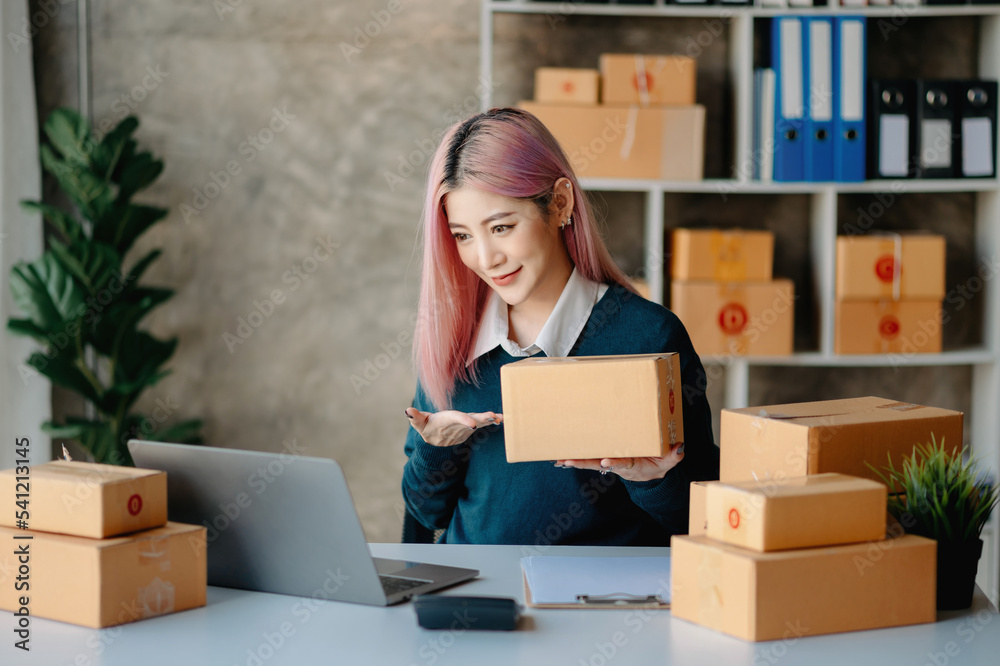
(2, 543, 998, 666)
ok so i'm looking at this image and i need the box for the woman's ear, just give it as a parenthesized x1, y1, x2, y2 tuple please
(551, 177, 575, 225)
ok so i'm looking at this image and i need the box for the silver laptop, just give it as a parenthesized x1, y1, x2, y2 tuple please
(128, 440, 478, 606)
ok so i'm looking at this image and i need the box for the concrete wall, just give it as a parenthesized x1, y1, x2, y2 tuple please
(29, 3, 979, 543)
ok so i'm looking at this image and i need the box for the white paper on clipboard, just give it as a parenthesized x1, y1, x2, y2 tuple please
(521, 556, 671, 608)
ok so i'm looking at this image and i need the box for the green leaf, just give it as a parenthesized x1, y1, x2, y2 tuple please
(89, 287, 173, 356)
(6, 318, 50, 343)
(91, 116, 139, 180)
(20, 200, 84, 243)
(150, 419, 204, 445)
(125, 249, 162, 283)
(116, 332, 177, 382)
(93, 203, 167, 257)
(43, 108, 91, 166)
(40, 144, 114, 219)
(28, 352, 101, 405)
(8, 253, 86, 332)
(49, 240, 121, 295)
(116, 151, 164, 201)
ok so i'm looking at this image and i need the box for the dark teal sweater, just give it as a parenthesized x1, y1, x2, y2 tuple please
(402, 281, 719, 546)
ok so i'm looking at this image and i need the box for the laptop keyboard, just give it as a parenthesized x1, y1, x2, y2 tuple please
(380, 575, 430, 596)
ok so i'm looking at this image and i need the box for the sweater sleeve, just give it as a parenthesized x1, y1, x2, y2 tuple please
(620, 310, 720, 535)
(401, 380, 471, 531)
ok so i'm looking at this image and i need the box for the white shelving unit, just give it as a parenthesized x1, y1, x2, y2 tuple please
(481, 0, 1000, 604)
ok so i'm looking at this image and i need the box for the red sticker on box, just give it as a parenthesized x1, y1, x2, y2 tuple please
(632, 72, 654, 93)
(875, 255, 897, 283)
(718, 303, 749, 335)
(562, 81, 575, 93)
(668, 389, 676, 414)
(879, 315, 901, 340)
(728, 508, 740, 529)
(128, 494, 143, 516)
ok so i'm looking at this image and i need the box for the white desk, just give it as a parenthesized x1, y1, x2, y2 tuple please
(2, 543, 998, 666)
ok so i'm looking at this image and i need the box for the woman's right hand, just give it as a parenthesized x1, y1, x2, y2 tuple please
(404, 408, 502, 448)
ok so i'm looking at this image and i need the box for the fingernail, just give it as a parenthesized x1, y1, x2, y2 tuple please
(677, 444, 685, 455)
(404, 410, 413, 419)
(469, 426, 476, 430)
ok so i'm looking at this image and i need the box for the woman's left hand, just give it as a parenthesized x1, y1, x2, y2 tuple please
(556, 441, 684, 482)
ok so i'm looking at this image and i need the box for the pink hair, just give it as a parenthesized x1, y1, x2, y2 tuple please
(412, 108, 638, 411)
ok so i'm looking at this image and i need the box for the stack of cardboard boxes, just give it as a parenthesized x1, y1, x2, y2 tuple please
(669, 228, 794, 356)
(835, 233, 947, 354)
(0, 460, 206, 628)
(672, 395, 964, 641)
(518, 54, 705, 181)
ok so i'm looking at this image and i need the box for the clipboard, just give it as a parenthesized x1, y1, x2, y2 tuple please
(520, 556, 671, 609)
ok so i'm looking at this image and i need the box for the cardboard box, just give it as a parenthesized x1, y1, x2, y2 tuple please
(0, 522, 207, 628)
(518, 101, 705, 180)
(670, 280, 794, 356)
(835, 299, 943, 355)
(500, 353, 683, 462)
(689, 481, 710, 536)
(671, 229, 774, 281)
(534, 67, 600, 105)
(0, 460, 167, 538)
(704, 473, 887, 551)
(599, 54, 696, 105)
(720, 396, 963, 487)
(670, 533, 936, 641)
(836, 234, 946, 301)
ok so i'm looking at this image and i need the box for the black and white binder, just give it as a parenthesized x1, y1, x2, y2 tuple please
(868, 79, 918, 179)
(916, 80, 958, 179)
(957, 80, 998, 178)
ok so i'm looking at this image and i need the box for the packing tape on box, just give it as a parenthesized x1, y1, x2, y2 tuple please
(138, 532, 172, 572)
(875, 233, 903, 301)
(635, 55, 651, 107)
(620, 105, 639, 161)
(709, 231, 748, 281)
(136, 577, 177, 618)
(696, 546, 724, 628)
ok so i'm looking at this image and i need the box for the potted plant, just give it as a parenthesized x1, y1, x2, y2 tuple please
(6, 107, 202, 465)
(869, 436, 999, 610)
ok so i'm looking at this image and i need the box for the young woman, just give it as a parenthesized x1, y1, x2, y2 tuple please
(402, 108, 719, 546)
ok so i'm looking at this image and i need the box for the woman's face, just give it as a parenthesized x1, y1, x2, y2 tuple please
(444, 185, 572, 308)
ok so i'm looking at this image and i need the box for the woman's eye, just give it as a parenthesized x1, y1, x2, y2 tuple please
(453, 233, 469, 242)
(492, 225, 511, 234)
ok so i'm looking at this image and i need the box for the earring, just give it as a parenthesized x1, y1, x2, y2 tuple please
(560, 215, 573, 229)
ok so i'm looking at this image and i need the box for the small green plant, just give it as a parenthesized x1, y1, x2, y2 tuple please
(868, 436, 999, 543)
(6, 107, 202, 465)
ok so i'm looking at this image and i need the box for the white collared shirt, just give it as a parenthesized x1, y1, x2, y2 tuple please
(466, 267, 610, 365)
